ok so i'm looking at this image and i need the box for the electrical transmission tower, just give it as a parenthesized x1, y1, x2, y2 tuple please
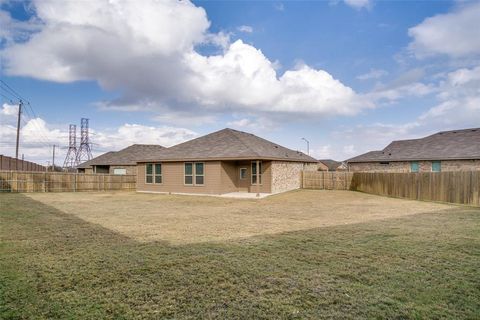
(63, 124, 78, 169)
(75, 118, 93, 164)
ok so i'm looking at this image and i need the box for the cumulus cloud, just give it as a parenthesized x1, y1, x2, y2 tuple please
(237, 25, 253, 33)
(1, 0, 368, 121)
(343, 0, 371, 10)
(0, 104, 197, 164)
(357, 68, 388, 80)
(408, 2, 480, 58)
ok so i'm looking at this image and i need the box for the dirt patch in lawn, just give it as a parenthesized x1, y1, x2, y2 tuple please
(25, 190, 453, 244)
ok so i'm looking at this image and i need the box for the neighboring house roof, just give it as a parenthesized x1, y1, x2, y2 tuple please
(77, 144, 165, 168)
(139, 128, 317, 162)
(347, 128, 480, 163)
(318, 159, 342, 171)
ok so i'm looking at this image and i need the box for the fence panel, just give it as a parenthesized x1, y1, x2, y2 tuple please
(0, 171, 136, 193)
(302, 170, 479, 206)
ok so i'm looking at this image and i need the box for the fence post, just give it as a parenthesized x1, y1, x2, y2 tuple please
(44, 171, 47, 192)
(74, 174, 77, 192)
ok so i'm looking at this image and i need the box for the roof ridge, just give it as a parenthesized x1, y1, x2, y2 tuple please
(228, 129, 261, 158)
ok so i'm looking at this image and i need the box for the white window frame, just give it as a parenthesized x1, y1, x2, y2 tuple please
(195, 162, 205, 186)
(154, 163, 162, 184)
(184, 162, 205, 186)
(184, 162, 193, 185)
(145, 163, 153, 184)
(251, 161, 262, 185)
(113, 168, 127, 175)
(239, 167, 247, 180)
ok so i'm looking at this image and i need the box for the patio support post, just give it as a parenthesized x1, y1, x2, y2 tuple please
(256, 160, 260, 197)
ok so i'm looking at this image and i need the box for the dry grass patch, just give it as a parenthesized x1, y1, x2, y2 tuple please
(25, 190, 452, 244)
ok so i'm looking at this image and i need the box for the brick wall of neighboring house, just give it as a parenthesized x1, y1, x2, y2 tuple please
(441, 160, 480, 171)
(271, 161, 316, 194)
(349, 159, 480, 172)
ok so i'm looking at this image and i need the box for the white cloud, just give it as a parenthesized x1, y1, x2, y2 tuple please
(1, 0, 368, 120)
(344, 0, 371, 10)
(311, 145, 333, 159)
(357, 68, 388, 80)
(274, 3, 285, 11)
(237, 25, 253, 33)
(408, 2, 480, 58)
(0, 104, 197, 164)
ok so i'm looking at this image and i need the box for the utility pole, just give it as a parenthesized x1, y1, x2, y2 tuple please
(52, 145, 56, 172)
(15, 100, 22, 167)
(301, 137, 310, 156)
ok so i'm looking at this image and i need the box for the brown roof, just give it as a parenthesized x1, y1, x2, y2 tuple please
(77, 144, 165, 168)
(347, 128, 480, 163)
(318, 159, 343, 171)
(139, 128, 318, 162)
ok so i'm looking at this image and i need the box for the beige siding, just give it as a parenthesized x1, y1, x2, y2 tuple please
(220, 161, 238, 193)
(137, 161, 223, 194)
(349, 160, 480, 172)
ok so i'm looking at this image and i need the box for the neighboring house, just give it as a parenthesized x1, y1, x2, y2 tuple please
(347, 128, 480, 172)
(136, 128, 318, 195)
(318, 159, 346, 171)
(77, 144, 165, 175)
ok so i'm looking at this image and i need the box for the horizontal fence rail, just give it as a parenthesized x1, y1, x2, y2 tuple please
(302, 171, 480, 206)
(0, 171, 136, 193)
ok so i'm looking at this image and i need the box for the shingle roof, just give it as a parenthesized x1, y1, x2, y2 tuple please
(139, 128, 317, 162)
(347, 128, 480, 163)
(77, 144, 165, 168)
(318, 159, 343, 171)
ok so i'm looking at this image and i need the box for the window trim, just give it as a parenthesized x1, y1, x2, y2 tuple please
(251, 161, 263, 185)
(184, 162, 205, 186)
(410, 161, 419, 173)
(154, 163, 163, 184)
(239, 167, 247, 180)
(194, 162, 205, 186)
(184, 162, 194, 186)
(431, 160, 441, 172)
(145, 163, 154, 184)
(113, 168, 127, 175)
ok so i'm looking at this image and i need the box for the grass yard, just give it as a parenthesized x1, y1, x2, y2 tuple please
(1, 190, 479, 319)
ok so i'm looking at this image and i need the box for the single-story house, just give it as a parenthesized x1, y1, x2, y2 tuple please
(136, 128, 318, 195)
(318, 159, 347, 171)
(346, 128, 480, 172)
(77, 144, 165, 175)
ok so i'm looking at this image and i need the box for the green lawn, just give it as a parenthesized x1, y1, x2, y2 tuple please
(1, 193, 479, 319)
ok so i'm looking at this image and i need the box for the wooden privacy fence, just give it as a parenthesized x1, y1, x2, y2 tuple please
(0, 171, 136, 193)
(0, 155, 45, 171)
(302, 171, 353, 190)
(302, 171, 480, 206)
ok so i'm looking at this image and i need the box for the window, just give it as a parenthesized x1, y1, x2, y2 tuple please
(184, 162, 204, 186)
(251, 161, 262, 185)
(410, 161, 419, 173)
(145, 163, 153, 184)
(184, 162, 193, 185)
(154, 164, 162, 183)
(195, 162, 204, 185)
(239, 167, 247, 180)
(432, 161, 441, 172)
(113, 168, 126, 175)
(146, 163, 162, 184)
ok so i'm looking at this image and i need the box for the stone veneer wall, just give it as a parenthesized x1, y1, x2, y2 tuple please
(271, 161, 317, 194)
(349, 160, 480, 172)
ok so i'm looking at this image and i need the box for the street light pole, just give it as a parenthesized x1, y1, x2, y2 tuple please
(301, 137, 310, 155)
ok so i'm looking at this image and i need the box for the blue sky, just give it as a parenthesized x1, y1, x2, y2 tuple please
(1, 0, 479, 164)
